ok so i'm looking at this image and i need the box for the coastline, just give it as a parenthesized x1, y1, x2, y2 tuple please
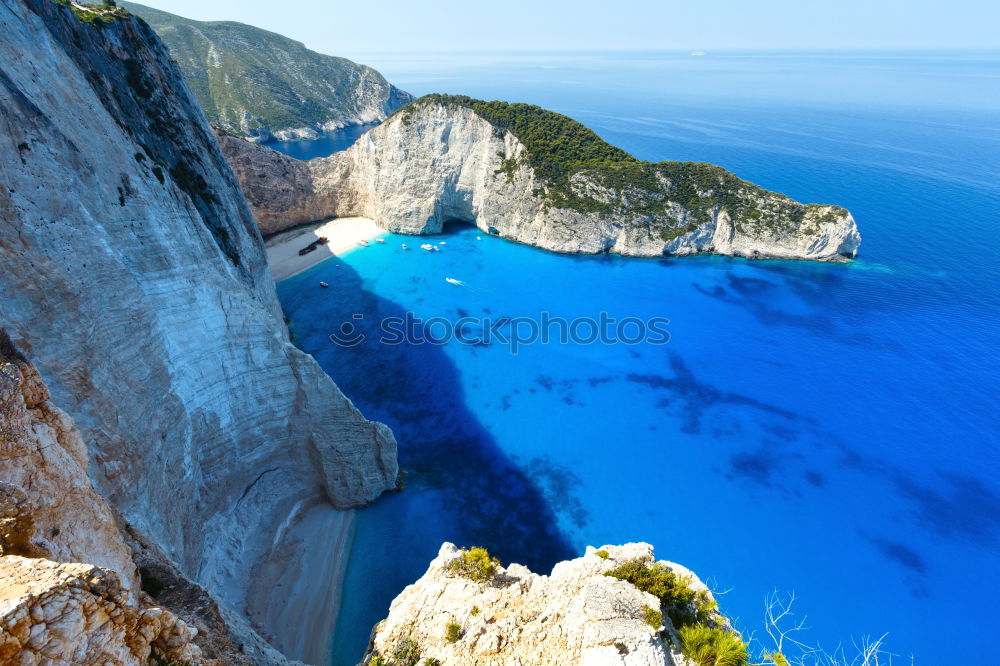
(266, 217, 383, 281)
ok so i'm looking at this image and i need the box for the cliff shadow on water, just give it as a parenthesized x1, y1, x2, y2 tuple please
(276, 248, 576, 661)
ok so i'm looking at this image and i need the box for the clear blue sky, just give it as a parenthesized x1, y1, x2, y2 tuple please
(135, 0, 1000, 55)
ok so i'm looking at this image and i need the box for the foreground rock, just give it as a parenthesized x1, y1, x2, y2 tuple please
(0, 0, 397, 661)
(362, 543, 732, 666)
(221, 95, 860, 261)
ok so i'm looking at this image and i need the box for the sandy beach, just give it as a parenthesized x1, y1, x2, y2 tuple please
(266, 217, 383, 281)
(245, 502, 354, 664)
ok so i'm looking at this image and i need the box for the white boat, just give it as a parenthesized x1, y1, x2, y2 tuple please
(376, 238, 386, 244)
(357, 239, 369, 246)
(420, 243, 434, 250)
(401, 243, 409, 250)
(445, 277, 466, 286)
(319, 281, 329, 288)
(438, 241, 447, 245)
(432, 245, 441, 252)
(476, 236, 482, 240)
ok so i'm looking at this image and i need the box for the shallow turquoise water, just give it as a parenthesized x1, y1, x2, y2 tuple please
(274, 51, 1000, 665)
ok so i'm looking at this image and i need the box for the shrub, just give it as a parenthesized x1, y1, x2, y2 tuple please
(604, 558, 698, 625)
(389, 638, 421, 666)
(678, 625, 749, 666)
(423, 660, 442, 666)
(445, 621, 462, 643)
(470, 605, 480, 616)
(370, 658, 386, 666)
(642, 605, 663, 629)
(595, 549, 609, 559)
(446, 546, 499, 582)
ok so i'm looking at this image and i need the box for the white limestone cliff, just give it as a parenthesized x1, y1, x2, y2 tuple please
(362, 542, 731, 666)
(0, 0, 397, 661)
(220, 100, 860, 261)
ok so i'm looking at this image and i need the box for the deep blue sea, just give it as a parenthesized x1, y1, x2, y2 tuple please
(273, 51, 1000, 665)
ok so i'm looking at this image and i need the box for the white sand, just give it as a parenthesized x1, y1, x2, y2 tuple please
(266, 217, 383, 282)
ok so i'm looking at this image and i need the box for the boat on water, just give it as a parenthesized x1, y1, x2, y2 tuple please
(421, 244, 434, 250)
(319, 281, 329, 288)
(376, 238, 386, 244)
(445, 277, 465, 286)
(476, 236, 482, 240)
(401, 243, 409, 250)
(438, 241, 447, 245)
(357, 239, 370, 246)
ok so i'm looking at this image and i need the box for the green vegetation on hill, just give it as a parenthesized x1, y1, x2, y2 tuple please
(121, 2, 412, 139)
(403, 94, 846, 239)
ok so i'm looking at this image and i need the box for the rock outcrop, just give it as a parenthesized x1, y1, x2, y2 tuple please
(0, 335, 208, 664)
(122, 1, 413, 142)
(0, 0, 397, 661)
(221, 96, 860, 261)
(0, 556, 203, 665)
(362, 543, 732, 666)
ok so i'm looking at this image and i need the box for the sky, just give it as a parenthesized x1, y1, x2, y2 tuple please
(134, 0, 1000, 56)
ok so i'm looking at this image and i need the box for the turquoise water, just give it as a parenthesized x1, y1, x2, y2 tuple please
(274, 52, 1000, 665)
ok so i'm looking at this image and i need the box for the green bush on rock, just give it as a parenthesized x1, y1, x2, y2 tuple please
(446, 546, 499, 582)
(678, 624, 749, 666)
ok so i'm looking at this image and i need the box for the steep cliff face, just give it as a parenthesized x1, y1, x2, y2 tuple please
(221, 97, 860, 261)
(0, 0, 397, 660)
(363, 543, 736, 666)
(122, 1, 413, 142)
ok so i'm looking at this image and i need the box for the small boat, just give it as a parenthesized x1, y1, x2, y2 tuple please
(319, 281, 329, 288)
(357, 239, 370, 247)
(401, 243, 409, 250)
(438, 241, 447, 245)
(420, 244, 434, 251)
(376, 238, 386, 244)
(476, 236, 482, 240)
(432, 245, 441, 252)
(445, 277, 465, 286)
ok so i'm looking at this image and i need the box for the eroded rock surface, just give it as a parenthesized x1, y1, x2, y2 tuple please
(362, 543, 726, 666)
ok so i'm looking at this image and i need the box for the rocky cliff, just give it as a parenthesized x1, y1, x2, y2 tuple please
(122, 2, 414, 142)
(362, 543, 743, 666)
(0, 0, 396, 661)
(221, 95, 860, 261)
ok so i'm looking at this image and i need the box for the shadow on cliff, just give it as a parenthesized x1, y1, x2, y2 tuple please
(276, 252, 576, 660)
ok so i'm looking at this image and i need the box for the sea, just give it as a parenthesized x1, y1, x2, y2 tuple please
(269, 51, 1000, 665)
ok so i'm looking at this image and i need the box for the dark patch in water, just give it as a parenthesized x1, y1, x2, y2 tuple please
(804, 470, 826, 487)
(890, 472, 1000, 546)
(865, 535, 928, 575)
(519, 455, 591, 529)
(628, 354, 803, 434)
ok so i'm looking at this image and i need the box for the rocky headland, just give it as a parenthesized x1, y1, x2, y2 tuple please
(220, 94, 861, 261)
(121, 2, 414, 142)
